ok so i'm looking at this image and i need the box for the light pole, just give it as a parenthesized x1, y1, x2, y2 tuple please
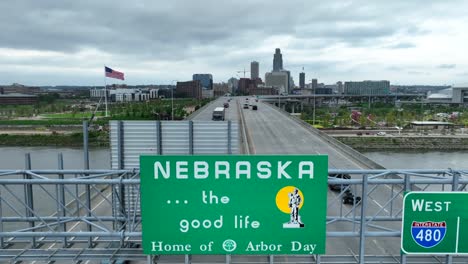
(171, 80, 178, 120)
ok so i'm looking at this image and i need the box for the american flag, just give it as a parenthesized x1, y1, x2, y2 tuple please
(105, 66, 125, 80)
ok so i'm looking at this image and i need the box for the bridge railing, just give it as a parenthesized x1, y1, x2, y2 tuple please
(0, 168, 466, 263)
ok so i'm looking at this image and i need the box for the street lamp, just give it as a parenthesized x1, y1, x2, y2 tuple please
(171, 80, 178, 121)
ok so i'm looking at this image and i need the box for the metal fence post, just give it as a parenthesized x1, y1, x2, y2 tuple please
(185, 254, 191, 264)
(445, 172, 460, 264)
(156, 121, 162, 155)
(58, 153, 68, 247)
(189, 120, 194, 155)
(227, 120, 232, 154)
(401, 174, 411, 264)
(24, 153, 36, 248)
(117, 121, 124, 170)
(0, 183, 3, 248)
(83, 121, 93, 247)
(358, 174, 368, 263)
(83, 120, 89, 170)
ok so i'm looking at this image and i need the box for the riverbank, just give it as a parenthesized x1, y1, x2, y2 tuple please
(0, 132, 109, 147)
(334, 135, 468, 150)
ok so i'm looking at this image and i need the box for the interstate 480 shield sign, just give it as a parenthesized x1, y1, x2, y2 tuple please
(402, 192, 468, 255)
(140, 155, 328, 255)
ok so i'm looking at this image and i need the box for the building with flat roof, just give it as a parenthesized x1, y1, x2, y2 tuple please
(176, 80, 202, 99)
(251, 61, 259, 80)
(0, 93, 38, 105)
(193, 74, 213, 90)
(299, 72, 305, 89)
(426, 86, 468, 104)
(265, 71, 289, 94)
(344, 80, 390, 95)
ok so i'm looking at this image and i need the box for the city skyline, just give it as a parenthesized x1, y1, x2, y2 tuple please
(0, 0, 467, 86)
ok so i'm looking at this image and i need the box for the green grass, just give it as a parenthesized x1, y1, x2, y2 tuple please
(0, 132, 109, 147)
(0, 119, 107, 126)
(42, 112, 105, 119)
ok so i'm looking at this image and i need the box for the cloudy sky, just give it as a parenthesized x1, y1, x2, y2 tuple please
(1, 0, 467, 86)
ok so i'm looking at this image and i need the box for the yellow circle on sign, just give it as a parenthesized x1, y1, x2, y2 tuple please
(275, 186, 304, 214)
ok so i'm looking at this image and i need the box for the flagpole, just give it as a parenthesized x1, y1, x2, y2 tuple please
(104, 66, 108, 117)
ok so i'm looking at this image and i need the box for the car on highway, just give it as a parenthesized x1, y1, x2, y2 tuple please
(223, 102, 229, 108)
(328, 173, 351, 192)
(252, 105, 258, 110)
(342, 190, 362, 205)
(243, 103, 249, 109)
(377, 132, 386, 136)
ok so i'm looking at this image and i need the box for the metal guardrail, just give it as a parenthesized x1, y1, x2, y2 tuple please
(0, 168, 467, 263)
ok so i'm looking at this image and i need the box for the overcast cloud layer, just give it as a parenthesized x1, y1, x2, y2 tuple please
(0, 0, 467, 86)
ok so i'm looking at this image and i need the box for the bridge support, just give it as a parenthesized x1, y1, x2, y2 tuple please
(358, 175, 368, 263)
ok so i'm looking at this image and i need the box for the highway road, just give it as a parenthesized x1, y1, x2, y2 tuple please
(186, 96, 403, 259)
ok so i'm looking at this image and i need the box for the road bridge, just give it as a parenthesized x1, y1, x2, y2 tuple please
(0, 96, 467, 264)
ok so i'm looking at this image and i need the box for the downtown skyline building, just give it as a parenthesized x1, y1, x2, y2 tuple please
(299, 72, 305, 89)
(344, 80, 390, 95)
(250, 61, 259, 80)
(273, 48, 283, 72)
(192, 74, 213, 90)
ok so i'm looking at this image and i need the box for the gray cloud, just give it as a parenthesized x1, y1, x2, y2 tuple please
(0, 0, 467, 85)
(438, 64, 457, 69)
(387, 42, 416, 49)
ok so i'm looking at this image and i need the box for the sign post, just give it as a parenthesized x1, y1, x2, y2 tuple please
(401, 192, 468, 255)
(140, 155, 328, 255)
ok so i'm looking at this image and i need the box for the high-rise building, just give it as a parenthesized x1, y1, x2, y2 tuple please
(192, 74, 213, 90)
(337, 81, 344, 94)
(251, 61, 259, 80)
(273, 48, 283, 71)
(344, 80, 390, 95)
(176, 80, 202, 99)
(299, 72, 305, 89)
(312, 79, 318, 92)
(227, 77, 239, 93)
(265, 71, 289, 95)
(238, 78, 257, 95)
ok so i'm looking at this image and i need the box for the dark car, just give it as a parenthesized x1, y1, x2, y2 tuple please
(252, 105, 258, 110)
(223, 103, 229, 108)
(243, 103, 249, 109)
(342, 190, 362, 205)
(328, 173, 351, 192)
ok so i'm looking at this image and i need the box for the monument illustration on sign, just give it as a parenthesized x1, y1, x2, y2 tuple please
(276, 186, 305, 228)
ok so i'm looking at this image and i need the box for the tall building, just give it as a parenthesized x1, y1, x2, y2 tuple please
(273, 48, 283, 71)
(238, 78, 257, 95)
(299, 72, 305, 89)
(344, 80, 390, 95)
(192, 74, 213, 90)
(337, 81, 344, 94)
(265, 71, 289, 95)
(227, 77, 238, 94)
(176, 80, 202, 99)
(251, 61, 259, 80)
(312, 79, 318, 92)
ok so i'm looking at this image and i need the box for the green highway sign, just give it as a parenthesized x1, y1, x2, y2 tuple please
(140, 155, 328, 255)
(401, 192, 468, 255)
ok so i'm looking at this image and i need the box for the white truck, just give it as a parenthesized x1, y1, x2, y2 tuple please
(212, 107, 225, 121)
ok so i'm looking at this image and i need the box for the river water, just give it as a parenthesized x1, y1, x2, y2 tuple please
(361, 150, 468, 170)
(0, 147, 466, 170)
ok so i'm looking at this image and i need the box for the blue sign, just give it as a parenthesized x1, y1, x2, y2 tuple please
(411, 221, 447, 248)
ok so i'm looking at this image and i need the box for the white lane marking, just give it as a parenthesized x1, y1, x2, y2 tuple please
(44, 191, 113, 250)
